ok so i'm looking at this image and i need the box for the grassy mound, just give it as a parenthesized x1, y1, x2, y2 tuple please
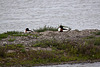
(0, 39, 100, 66)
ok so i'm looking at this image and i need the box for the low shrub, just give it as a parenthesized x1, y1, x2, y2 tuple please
(0, 46, 7, 58)
(94, 37, 100, 46)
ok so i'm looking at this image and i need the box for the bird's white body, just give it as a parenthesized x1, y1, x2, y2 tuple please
(58, 27, 71, 32)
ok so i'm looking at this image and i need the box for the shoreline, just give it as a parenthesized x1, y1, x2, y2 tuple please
(3, 60, 100, 67)
(35, 61, 100, 67)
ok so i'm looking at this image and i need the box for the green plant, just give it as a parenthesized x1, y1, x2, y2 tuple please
(94, 37, 100, 46)
(21, 48, 26, 53)
(16, 44, 24, 48)
(7, 53, 16, 58)
(0, 31, 22, 40)
(95, 31, 100, 35)
(85, 36, 95, 39)
(5, 31, 20, 35)
(6, 44, 16, 50)
(8, 38, 15, 42)
(74, 29, 81, 32)
(34, 26, 58, 32)
(5, 44, 24, 50)
(33, 40, 58, 48)
(33, 34, 39, 38)
(0, 46, 7, 58)
(0, 33, 8, 40)
(13, 34, 28, 36)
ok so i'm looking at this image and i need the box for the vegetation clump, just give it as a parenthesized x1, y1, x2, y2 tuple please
(34, 26, 58, 32)
(0, 46, 7, 58)
(95, 31, 100, 35)
(0, 33, 8, 40)
(8, 38, 16, 42)
(94, 37, 100, 46)
(84, 36, 95, 39)
(0, 31, 21, 40)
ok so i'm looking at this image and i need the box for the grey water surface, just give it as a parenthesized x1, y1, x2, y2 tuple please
(0, 0, 100, 33)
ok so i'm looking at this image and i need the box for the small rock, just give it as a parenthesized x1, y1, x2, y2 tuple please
(7, 50, 15, 53)
(31, 47, 38, 51)
(46, 47, 52, 51)
(3, 41, 7, 44)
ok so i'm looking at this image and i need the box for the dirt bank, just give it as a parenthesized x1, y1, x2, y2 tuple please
(0, 29, 99, 46)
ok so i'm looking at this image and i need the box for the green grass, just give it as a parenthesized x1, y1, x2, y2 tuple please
(94, 37, 100, 46)
(8, 39, 16, 42)
(0, 31, 21, 40)
(34, 26, 58, 32)
(32, 40, 67, 50)
(16, 44, 24, 48)
(0, 31, 39, 41)
(32, 39, 100, 59)
(5, 44, 24, 50)
(85, 36, 100, 46)
(83, 36, 100, 46)
(0, 39, 100, 66)
(13, 34, 28, 36)
(95, 31, 100, 35)
(0, 33, 8, 40)
(84, 36, 95, 39)
(0, 46, 7, 58)
(4, 31, 21, 35)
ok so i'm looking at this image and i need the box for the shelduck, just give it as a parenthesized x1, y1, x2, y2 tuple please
(25, 28, 32, 33)
(58, 25, 71, 32)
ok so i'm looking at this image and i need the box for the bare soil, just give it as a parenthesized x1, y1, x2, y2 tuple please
(0, 29, 99, 46)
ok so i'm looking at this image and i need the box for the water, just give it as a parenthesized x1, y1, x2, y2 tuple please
(34, 62, 100, 67)
(0, 0, 100, 33)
